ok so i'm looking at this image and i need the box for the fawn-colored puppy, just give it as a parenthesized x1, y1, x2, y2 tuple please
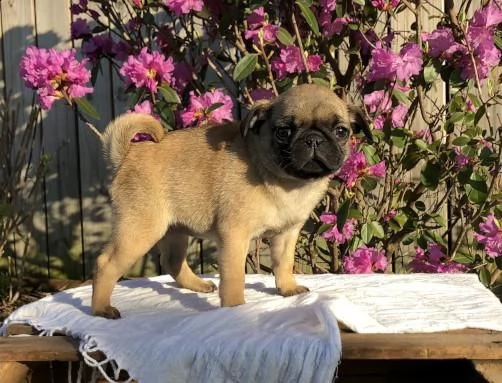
(92, 84, 370, 318)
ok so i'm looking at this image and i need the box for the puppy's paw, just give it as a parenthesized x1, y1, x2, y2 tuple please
(279, 285, 310, 297)
(93, 305, 121, 319)
(191, 279, 217, 293)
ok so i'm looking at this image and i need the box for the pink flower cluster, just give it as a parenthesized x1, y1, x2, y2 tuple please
(272, 46, 323, 80)
(363, 89, 408, 129)
(424, 1, 502, 80)
(320, 213, 356, 244)
(409, 243, 468, 273)
(244, 7, 279, 45)
(164, 0, 204, 16)
(180, 89, 233, 127)
(474, 215, 502, 258)
(337, 144, 386, 188)
(20, 46, 93, 110)
(120, 48, 174, 93)
(319, 11, 350, 39)
(368, 43, 423, 83)
(344, 247, 388, 274)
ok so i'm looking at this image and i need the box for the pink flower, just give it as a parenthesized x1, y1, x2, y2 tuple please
(128, 100, 160, 120)
(244, 7, 279, 45)
(368, 43, 422, 83)
(319, 11, 349, 38)
(391, 103, 408, 128)
(471, 0, 502, 28)
(371, 0, 400, 11)
(307, 55, 323, 72)
(20, 46, 93, 110)
(383, 209, 397, 222)
(474, 215, 502, 258)
(180, 89, 234, 127)
(320, 213, 356, 244)
(367, 47, 398, 82)
(396, 43, 422, 82)
(337, 146, 386, 187)
(82, 34, 115, 63)
(250, 88, 274, 102)
(344, 247, 388, 274)
(337, 150, 367, 187)
(70, 18, 91, 40)
(453, 148, 470, 170)
(120, 47, 174, 93)
(70, 0, 88, 15)
(131, 0, 144, 8)
(373, 115, 385, 130)
(364, 90, 391, 113)
(425, 28, 464, 59)
(164, 0, 204, 16)
(272, 46, 322, 80)
(368, 161, 386, 177)
(410, 243, 468, 273)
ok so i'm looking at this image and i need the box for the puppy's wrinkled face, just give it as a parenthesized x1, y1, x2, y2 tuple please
(242, 84, 370, 180)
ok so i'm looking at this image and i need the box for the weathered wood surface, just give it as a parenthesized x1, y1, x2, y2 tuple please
(4, 324, 502, 362)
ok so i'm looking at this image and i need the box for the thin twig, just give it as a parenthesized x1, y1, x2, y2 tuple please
(291, 11, 312, 84)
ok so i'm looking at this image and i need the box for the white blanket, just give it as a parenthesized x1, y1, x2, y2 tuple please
(2, 273, 502, 383)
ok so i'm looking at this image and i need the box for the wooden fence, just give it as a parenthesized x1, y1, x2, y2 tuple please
(0, 0, 498, 281)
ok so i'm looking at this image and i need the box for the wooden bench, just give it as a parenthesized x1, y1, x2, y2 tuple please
(2, 324, 501, 382)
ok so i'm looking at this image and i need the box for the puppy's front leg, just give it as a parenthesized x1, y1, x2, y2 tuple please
(270, 224, 309, 297)
(218, 234, 249, 307)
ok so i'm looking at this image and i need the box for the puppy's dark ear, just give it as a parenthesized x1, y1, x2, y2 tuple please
(241, 100, 271, 137)
(349, 106, 373, 143)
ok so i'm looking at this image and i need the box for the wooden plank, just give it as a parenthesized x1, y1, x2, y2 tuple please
(0, 337, 79, 362)
(0, 361, 29, 383)
(3, 330, 502, 364)
(34, 0, 84, 279)
(341, 332, 502, 360)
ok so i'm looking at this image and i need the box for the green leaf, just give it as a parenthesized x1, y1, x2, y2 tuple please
(479, 267, 491, 287)
(474, 104, 486, 126)
(420, 161, 441, 190)
(362, 144, 379, 165)
(370, 221, 385, 239)
(277, 27, 294, 45)
(353, 0, 365, 5)
(447, 112, 465, 125)
(75, 97, 100, 121)
(392, 88, 409, 104)
(361, 177, 378, 191)
(315, 236, 330, 254)
(311, 77, 330, 88)
(232, 53, 258, 82)
(423, 62, 439, 84)
(296, 0, 320, 36)
(415, 139, 429, 151)
(452, 136, 471, 146)
(466, 172, 488, 204)
(206, 102, 224, 114)
(361, 223, 373, 244)
(336, 200, 350, 232)
(159, 85, 181, 104)
(318, 224, 332, 235)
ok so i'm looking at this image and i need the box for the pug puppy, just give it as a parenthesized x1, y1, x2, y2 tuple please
(92, 84, 370, 318)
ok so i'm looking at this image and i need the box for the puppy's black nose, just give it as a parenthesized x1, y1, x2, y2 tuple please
(305, 133, 324, 148)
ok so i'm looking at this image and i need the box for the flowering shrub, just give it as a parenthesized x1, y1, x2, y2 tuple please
(19, 0, 502, 287)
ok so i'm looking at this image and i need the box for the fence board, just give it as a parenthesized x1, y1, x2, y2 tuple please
(0, 0, 50, 280)
(34, 0, 84, 279)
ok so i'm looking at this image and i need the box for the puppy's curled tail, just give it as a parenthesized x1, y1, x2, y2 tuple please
(102, 113, 165, 171)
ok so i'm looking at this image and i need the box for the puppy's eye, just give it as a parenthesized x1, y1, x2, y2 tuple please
(334, 126, 349, 139)
(275, 127, 292, 141)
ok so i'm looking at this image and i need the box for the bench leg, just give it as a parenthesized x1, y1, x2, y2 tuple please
(472, 360, 502, 383)
(0, 362, 29, 383)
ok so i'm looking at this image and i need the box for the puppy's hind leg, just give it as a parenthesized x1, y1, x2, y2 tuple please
(92, 216, 167, 319)
(158, 232, 216, 293)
